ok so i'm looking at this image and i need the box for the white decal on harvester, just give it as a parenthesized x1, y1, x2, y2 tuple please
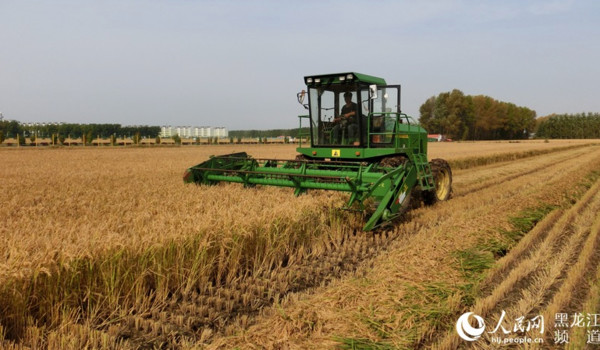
(396, 191, 407, 204)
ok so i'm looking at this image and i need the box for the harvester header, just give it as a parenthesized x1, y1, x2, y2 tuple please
(184, 72, 452, 231)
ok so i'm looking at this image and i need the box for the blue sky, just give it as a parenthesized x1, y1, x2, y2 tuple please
(1, 0, 598, 129)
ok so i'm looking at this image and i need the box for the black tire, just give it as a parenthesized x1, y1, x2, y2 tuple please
(423, 158, 452, 205)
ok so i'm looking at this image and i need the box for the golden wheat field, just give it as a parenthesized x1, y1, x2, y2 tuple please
(1, 139, 600, 350)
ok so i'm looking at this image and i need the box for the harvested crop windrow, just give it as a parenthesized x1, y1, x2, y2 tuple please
(568, 260, 600, 349)
(450, 146, 592, 197)
(210, 145, 600, 349)
(427, 140, 595, 162)
(1, 141, 600, 349)
(445, 142, 595, 170)
(540, 203, 600, 339)
(450, 182, 600, 349)
(434, 171, 600, 349)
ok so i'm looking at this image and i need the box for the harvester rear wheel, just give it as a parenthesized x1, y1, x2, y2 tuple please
(424, 158, 452, 205)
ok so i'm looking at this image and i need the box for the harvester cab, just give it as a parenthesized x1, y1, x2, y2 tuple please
(184, 72, 452, 231)
(296, 72, 422, 158)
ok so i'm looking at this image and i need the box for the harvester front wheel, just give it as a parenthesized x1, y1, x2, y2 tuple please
(424, 158, 452, 205)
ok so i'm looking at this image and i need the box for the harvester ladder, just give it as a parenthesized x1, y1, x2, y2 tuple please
(414, 153, 434, 190)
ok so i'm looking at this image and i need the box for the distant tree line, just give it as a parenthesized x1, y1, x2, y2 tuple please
(0, 120, 20, 144)
(419, 89, 537, 140)
(536, 113, 600, 139)
(229, 128, 309, 138)
(0, 121, 160, 144)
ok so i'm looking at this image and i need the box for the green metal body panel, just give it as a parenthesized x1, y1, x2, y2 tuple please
(296, 122, 429, 162)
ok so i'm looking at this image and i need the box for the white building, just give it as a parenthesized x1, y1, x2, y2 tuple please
(160, 125, 229, 138)
(213, 127, 228, 138)
(160, 126, 175, 137)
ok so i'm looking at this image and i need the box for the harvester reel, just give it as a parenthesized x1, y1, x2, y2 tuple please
(424, 158, 452, 205)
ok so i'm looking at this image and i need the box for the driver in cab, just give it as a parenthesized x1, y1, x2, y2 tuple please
(332, 91, 358, 144)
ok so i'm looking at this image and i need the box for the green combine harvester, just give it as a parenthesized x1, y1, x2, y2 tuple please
(184, 72, 452, 231)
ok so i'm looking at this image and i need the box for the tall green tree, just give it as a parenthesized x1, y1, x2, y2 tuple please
(536, 113, 600, 139)
(421, 91, 535, 140)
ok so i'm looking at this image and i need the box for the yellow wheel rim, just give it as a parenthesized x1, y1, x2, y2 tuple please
(435, 169, 450, 200)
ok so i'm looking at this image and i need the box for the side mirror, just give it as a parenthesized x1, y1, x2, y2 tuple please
(369, 85, 378, 99)
(297, 90, 308, 109)
(297, 90, 305, 104)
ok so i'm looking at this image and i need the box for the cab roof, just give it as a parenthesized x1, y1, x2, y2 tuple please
(304, 72, 386, 86)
